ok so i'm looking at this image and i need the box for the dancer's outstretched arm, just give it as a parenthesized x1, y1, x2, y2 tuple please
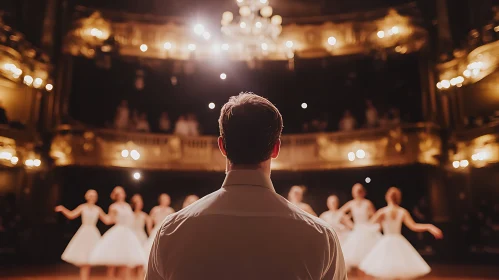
(55, 205, 84, 220)
(368, 208, 385, 224)
(99, 205, 116, 225)
(402, 209, 443, 239)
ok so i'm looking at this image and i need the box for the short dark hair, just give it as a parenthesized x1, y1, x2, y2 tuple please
(219, 93, 283, 165)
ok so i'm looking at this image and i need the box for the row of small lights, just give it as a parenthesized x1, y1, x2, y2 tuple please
(2, 63, 53, 91)
(207, 102, 308, 110)
(452, 150, 489, 169)
(348, 149, 366, 162)
(121, 149, 141, 160)
(0, 151, 41, 168)
(436, 62, 484, 90)
(87, 20, 404, 58)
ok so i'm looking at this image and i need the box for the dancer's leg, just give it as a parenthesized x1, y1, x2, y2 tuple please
(79, 265, 90, 280)
(107, 266, 116, 279)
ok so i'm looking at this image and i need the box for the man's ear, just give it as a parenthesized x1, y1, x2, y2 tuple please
(218, 136, 227, 157)
(271, 139, 281, 159)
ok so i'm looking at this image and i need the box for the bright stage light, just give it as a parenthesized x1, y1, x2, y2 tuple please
(459, 160, 469, 168)
(348, 152, 356, 162)
(221, 43, 230, 51)
(121, 149, 129, 158)
(285, 41, 294, 48)
(452, 161, 460, 168)
(327, 36, 337, 46)
(188, 44, 196, 51)
(365, 177, 371, 184)
(261, 43, 268, 51)
(140, 44, 148, 52)
(194, 24, 205, 35)
(377, 30, 385, 38)
(33, 159, 41, 167)
(24, 75, 33, 86)
(133, 172, 141, 180)
(163, 42, 172, 50)
(209, 102, 216, 109)
(203, 32, 211, 40)
(33, 78, 43, 88)
(301, 103, 307, 109)
(220, 73, 227, 80)
(45, 83, 53, 91)
(356, 149, 366, 159)
(130, 150, 140, 160)
(10, 156, 19, 165)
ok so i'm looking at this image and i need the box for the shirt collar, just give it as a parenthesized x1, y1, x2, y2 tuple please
(222, 169, 275, 192)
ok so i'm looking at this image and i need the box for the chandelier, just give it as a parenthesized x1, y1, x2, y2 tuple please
(221, 0, 283, 59)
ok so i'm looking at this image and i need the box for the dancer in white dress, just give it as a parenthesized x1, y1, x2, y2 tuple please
(55, 189, 104, 280)
(340, 183, 382, 268)
(319, 195, 353, 244)
(144, 193, 175, 261)
(182, 194, 199, 209)
(89, 186, 146, 280)
(360, 187, 443, 279)
(287, 185, 317, 216)
(131, 194, 149, 244)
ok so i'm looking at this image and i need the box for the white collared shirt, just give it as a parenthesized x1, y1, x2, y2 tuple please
(146, 170, 347, 280)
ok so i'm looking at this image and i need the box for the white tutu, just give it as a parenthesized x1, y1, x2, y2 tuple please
(134, 229, 148, 245)
(341, 223, 382, 267)
(359, 234, 431, 279)
(89, 225, 146, 267)
(61, 225, 101, 266)
(144, 225, 160, 264)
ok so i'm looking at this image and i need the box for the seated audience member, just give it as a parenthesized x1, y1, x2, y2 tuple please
(365, 100, 378, 128)
(339, 110, 356, 131)
(136, 113, 151, 132)
(186, 113, 200, 136)
(158, 112, 171, 133)
(114, 100, 129, 130)
(174, 115, 189, 136)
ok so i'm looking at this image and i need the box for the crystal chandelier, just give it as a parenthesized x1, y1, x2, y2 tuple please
(221, 0, 283, 59)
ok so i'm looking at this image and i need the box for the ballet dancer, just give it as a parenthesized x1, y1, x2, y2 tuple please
(319, 195, 354, 244)
(55, 189, 103, 280)
(131, 194, 149, 244)
(339, 183, 382, 269)
(89, 186, 146, 280)
(359, 187, 443, 279)
(182, 194, 199, 209)
(287, 185, 317, 216)
(144, 193, 175, 261)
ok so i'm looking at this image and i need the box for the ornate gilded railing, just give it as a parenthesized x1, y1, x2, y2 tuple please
(50, 123, 441, 171)
(450, 122, 499, 169)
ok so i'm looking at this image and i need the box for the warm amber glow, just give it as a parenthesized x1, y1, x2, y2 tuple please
(222, 11, 234, 23)
(33, 78, 43, 88)
(33, 159, 41, 167)
(348, 152, 356, 162)
(285, 41, 294, 48)
(45, 84, 54, 91)
(10, 156, 19, 165)
(130, 150, 140, 160)
(452, 161, 460, 168)
(194, 24, 205, 35)
(356, 149, 366, 159)
(23, 75, 33, 86)
(377, 31, 385, 38)
(140, 44, 148, 52)
(459, 160, 469, 168)
(441, 80, 450, 89)
(261, 6, 273, 18)
(270, 15, 282, 25)
(327, 36, 337, 46)
(163, 42, 172, 50)
(240, 6, 251, 17)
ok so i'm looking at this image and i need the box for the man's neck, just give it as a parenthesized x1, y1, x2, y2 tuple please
(226, 159, 272, 177)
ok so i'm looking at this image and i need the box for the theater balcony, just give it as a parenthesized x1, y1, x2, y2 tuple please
(50, 122, 441, 171)
(449, 122, 499, 170)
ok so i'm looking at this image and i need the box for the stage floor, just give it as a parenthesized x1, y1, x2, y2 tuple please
(0, 264, 498, 279)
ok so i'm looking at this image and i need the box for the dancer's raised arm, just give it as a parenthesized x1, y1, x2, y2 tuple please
(55, 205, 84, 220)
(402, 209, 443, 239)
(99, 205, 115, 225)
